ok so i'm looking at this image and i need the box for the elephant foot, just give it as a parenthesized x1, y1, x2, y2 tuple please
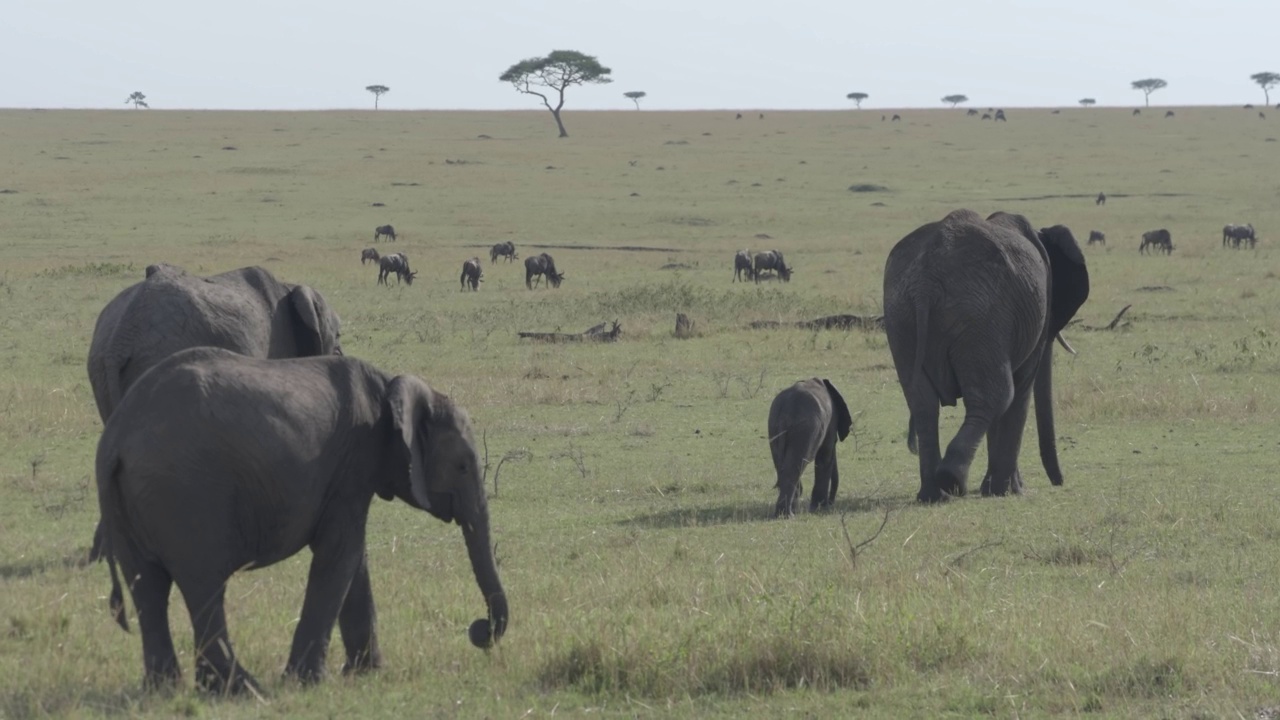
(196, 657, 263, 696)
(936, 466, 967, 497)
(809, 499, 834, 513)
(142, 664, 182, 692)
(980, 469, 1025, 497)
(342, 649, 383, 675)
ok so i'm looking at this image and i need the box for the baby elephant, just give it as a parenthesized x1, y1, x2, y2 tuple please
(767, 378, 853, 518)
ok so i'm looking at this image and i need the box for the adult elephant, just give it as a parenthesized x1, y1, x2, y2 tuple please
(97, 348, 506, 694)
(883, 210, 1089, 502)
(85, 264, 342, 559)
(767, 378, 852, 517)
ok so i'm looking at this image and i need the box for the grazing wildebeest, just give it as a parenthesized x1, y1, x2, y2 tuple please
(1165, 110, 1175, 118)
(1261, 112, 1268, 120)
(1245, 104, 1255, 109)
(994, 109, 1006, 121)
(753, 250, 792, 283)
(1140, 229, 1173, 255)
(759, 113, 764, 119)
(361, 247, 380, 265)
(966, 108, 978, 116)
(1096, 192, 1106, 206)
(524, 253, 564, 289)
(374, 224, 397, 242)
(891, 114, 901, 121)
(736, 113, 743, 120)
(1088, 230, 1106, 246)
(733, 250, 755, 282)
(489, 241, 518, 263)
(1223, 224, 1256, 249)
(981, 113, 992, 120)
(460, 257, 483, 290)
(378, 253, 416, 285)
(1133, 109, 1141, 116)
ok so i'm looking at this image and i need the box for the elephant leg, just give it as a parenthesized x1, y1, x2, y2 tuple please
(179, 579, 261, 695)
(126, 557, 181, 688)
(88, 520, 108, 562)
(981, 369, 1034, 496)
(937, 369, 1014, 499)
(285, 521, 366, 683)
(809, 449, 838, 512)
(908, 389, 945, 502)
(338, 552, 383, 675)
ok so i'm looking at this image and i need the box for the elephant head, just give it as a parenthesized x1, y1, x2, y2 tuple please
(383, 376, 507, 648)
(767, 378, 853, 517)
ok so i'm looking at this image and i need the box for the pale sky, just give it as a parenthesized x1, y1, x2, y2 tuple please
(4, 0, 1278, 110)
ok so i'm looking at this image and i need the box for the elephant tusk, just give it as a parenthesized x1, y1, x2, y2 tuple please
(1055, 332, 1076, 355)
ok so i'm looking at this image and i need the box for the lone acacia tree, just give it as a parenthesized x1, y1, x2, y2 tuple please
(1078, 98, 1096, 107)
(623, 91, 646, 110)
(846, 92, 869, 109)
(500, 50, 612, 137)
(942, 94, 968, 108)
(1131, 78, 1167, 106)
(124, 91, 149, 109)
(366, 85, 390, 109)
(1250, 72, 1280, 105)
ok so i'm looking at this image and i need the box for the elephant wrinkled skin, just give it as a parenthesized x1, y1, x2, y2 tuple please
(883, 209, 1089, 502)
(97, 348, 506, 694)
(767, 378, 853, 517)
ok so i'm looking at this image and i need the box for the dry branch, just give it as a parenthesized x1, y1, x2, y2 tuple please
(748, 314, 884, 331)
(518, 320, 621, 343)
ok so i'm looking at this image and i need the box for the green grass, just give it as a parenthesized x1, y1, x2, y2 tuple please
(1, 106, 1279, 718)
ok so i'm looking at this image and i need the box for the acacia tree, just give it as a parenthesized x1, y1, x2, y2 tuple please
(366, 85, 390, 110)
(124, 91, 149, 109)
(1131, 78, 1167, 106)
(499, 50, 612, 137)
(1250, 72, 1280, 105)
(1078, 98, 1096, 107)
(623, 91, 646, 110)
(846, 92, 869, 109)
(942, 94, 968, 108)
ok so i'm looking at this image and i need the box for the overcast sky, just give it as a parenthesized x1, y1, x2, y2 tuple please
(4, 0, 1277, 111)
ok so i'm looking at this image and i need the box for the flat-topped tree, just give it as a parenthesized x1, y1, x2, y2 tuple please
(623, 91, 646, 110)
(942, 94, 968, 108)
(846, 92, 868, 109)
(1131, 78, 1166, 106)
(500, 50, 612, 137)
(366, 85, 390, 109)
(1251, 72, 1280, 105)
(1079, 98, 1096, 107)
(125, 91, 149, 109)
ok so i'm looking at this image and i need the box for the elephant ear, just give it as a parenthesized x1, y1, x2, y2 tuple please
(384, 375, 436, 511)
(823, 379, 853, 442)
(288, 285, 340, 356)
(1038, 225, 1090, 336)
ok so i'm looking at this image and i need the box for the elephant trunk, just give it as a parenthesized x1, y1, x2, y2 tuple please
(1034, 343, 1065, 486)
(459, 500, 507, 649)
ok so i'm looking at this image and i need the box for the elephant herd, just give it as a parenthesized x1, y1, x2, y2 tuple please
(82, 208, 1091, 691)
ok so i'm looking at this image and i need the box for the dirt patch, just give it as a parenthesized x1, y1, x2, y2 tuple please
(524, 244, 684, 253)
(848, 184, 889, 193)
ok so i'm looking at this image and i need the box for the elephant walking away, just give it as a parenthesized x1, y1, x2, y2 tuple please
(768, 378, 853, 517)
(884, 210, 1089, 502)
(97, 348, 507, 694)
(460, 257, 483, 290)
(86, 264, 342, 560)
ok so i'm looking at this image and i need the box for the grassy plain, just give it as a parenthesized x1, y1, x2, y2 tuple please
(0, 105, 1278, 718)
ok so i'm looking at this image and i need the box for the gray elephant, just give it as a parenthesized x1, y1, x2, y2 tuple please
(883, 210, 1089, 502)
(98, 347, 506, 694)
(86, 264, 342, 559)
(767, 378, 853, 517)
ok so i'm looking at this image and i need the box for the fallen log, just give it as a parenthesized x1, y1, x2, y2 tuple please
(518, 320, 622, 343)
(748, 314, 884, 331)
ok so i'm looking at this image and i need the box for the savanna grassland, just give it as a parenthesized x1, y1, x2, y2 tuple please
(1, 106, 1278, 718)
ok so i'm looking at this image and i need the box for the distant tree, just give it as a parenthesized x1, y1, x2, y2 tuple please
(1078, 98, 1097, 107)
(942, 94, 969, 108)
(499, 50, 613, 138)
(846, 92, 869, 109)
(1130, 78, 1167, 106)
(1250, 72, 1280, 106)
(623, 91, 646, 110)
(365, 85, 390, 110)
(124, 91, 149, 109)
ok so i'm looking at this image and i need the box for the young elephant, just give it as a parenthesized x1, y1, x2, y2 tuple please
(97, 348, 507, 694)
(767, 378, 853, 518)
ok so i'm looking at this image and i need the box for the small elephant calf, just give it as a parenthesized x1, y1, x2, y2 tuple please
(767, 378, 852, 518)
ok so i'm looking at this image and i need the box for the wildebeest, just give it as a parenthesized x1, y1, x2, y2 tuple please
(378, 253, 416, 285)
(460, 257, 483, 290)
(994, 109, 1006, 121)
(1223, 224, 1256, 249)
(1165, 110, 1175, 118)
(524, 253, 564, 289)
(736, 113, 743, 120)
(966, 108, 978, 116)
(981, 113, 992, 120)
(1088, 230, 1106, 246)
(1140, 229, 1173, 255)
(733, 250, 755, 282)
(753, 250, 792, 283)
(360, 247, 380, 265)
(1132, 109, 1141, 116)
(1096, 192, 1106, 206)
(1261, 112, 1268, 120)
(490, 241, 517, 263)
(891, 114, 901, 121)
(374, 225, 397, 242)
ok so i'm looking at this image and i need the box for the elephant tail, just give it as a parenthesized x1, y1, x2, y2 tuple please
(904, 299, 932, 451)
(97, 449, 130, 632)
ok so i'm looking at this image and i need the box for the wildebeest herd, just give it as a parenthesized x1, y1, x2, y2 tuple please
(1082, 205, 1260, 256)
(360, 232, 567, 291)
